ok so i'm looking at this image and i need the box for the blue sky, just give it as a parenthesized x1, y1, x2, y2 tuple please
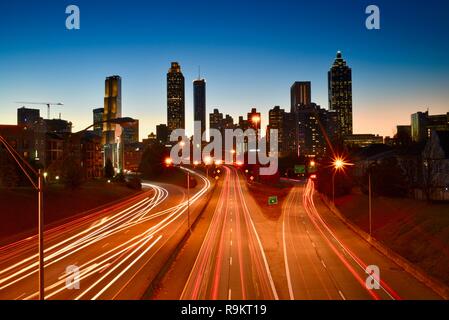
(1, 0, 448, 138)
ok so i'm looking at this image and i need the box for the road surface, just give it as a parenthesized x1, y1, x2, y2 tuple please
(281, 178, 441, 300)
(181, 166, 278, 300)
(0, 168, 210, 300)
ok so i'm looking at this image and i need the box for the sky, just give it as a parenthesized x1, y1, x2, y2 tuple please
(0, 0, 448, 139)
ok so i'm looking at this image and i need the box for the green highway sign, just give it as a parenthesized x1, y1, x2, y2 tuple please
(294, 165, 306, 174)
(268, 196, 278, 205)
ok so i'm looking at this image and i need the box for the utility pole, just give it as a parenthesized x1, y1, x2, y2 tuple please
(187, 171, 191, 233)
(38, 169, 44, 300)
(369, 171, 372, 237)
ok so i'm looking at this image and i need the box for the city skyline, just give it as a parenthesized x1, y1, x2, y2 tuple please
(1, 0, 448, 139)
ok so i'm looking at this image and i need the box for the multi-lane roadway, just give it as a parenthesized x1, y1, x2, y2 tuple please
(0, 165, 442, 300)
(0, 169, 210, 300)
(181, 166, 278, 300)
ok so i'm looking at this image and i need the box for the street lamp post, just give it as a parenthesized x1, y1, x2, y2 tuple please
(331, 157, 352, 205)
(187, 171, 191, 233)
(369, 171, 372, 237)
(0, 135, 44, 300)
(38, 169, 44, 300)
(0, 117, 135, 301)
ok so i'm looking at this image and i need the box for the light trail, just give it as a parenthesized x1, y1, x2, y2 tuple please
(181, 166, 278, 300)
(302, 178, 401, 300)
(0, 169, 211, 300)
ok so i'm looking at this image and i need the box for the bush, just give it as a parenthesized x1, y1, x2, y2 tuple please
(62, 156, 84, 189)
(126, 176, 142, 190)
(104, 159, 114, 179)
(139, 142, 169, 179)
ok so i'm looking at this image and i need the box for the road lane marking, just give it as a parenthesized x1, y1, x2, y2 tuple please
(228, 289, 232, 300)
(102, 242, 109, 248)
(338, 290, 346, 300)
(321, 260, 327, 269)
(230, 257, 233, 266)
(282, 205, 295, 300)
(237, 172, 279, 300)
(14, 293, 26, 300)
(230, 240, 233, 246)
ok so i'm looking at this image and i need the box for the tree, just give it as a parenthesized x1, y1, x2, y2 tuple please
(62, 156, 84, 189)
(139, 142, 169, 179)
(363, 157, 408, 198)
(104, 158, 114, 179)
(0, 149, 20, 187)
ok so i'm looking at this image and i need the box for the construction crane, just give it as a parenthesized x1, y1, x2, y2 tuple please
(16, 102, 64, 119)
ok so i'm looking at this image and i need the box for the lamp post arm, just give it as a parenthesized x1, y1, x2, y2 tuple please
(0, 135, 39, 190)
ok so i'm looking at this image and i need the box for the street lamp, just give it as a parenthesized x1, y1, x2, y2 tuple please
(204, 156, 212, 178)
(0, 135, 44, 300)
(331, 156, 352, 204)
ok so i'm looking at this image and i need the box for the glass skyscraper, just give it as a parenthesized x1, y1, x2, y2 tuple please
(328, 51, 353, 139)
(167, 62, 185, 136)
(193, 78, 206, 136)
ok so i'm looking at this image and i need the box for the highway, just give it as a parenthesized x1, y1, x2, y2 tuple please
(181, 166, 278, 300)
(0, 168, 210, 300)
(281, 178, 441, 300)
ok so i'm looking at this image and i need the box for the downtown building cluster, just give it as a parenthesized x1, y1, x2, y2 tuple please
(1, 52, 448, 187)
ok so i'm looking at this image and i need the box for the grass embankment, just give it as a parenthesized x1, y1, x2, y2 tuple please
(336, 191, 449, 286)
(246, 181, 292, 220)
(0, 180, 139, 244)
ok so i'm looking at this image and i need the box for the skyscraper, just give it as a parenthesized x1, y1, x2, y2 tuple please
(209, 108, 224, 134)
(291, 81, 311, 113)
(103, 75, 122, 144)
(122, 120, 139, 145)
(193, 78, 206, 136)
(103, 75, 122, 171)
(156, 124, 169, 144)
(268, 106, 285, 155)
(167, 62, 185, 135)
(328, 51, 353, 138)
(93, 108, 103, 137)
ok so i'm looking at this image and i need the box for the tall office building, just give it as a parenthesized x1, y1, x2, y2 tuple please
(291, 81, 311, 113)
(328, 51, 353, 138)
(193, 78, 206, 136)
(411, 111, 449, 142)
(296, 103, 328, 157)
(93, 108, 103, 137)
(17, 107, 40, 127)
(167, 62, 185, 135)
(103, 75, 122, 171)
(209, 108, 224, 133)
(156, 124, 169, 144)
(123, 120, 139, 145)
(268, 106, 285, 155)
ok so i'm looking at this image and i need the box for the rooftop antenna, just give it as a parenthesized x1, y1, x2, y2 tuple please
(198, 65, 201, 80)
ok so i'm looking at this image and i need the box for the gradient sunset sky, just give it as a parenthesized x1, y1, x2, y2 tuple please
(1, 0, 448, 139)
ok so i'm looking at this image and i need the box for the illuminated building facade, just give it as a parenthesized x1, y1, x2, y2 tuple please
(328, 51, 353, 138)
(167, 62, 185, 135)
